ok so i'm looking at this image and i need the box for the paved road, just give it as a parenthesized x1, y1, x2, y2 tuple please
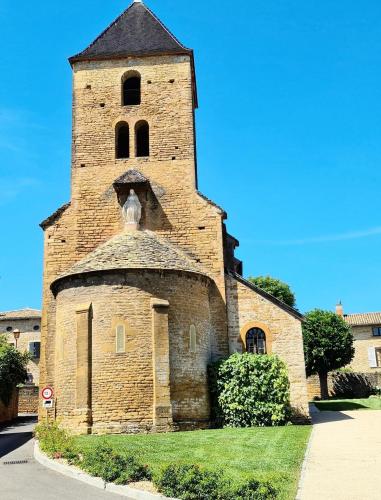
(0, 416, 126, 500)
(298, 409, 381, 500)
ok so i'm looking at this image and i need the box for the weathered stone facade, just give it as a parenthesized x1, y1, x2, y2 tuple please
(39, 1, 309, 433)
(0, 309, 41, 386)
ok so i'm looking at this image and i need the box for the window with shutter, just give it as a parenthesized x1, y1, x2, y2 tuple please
(368, 347, 377, 368)
(116, 325, 125, 353)
(29, 341, 40, 359)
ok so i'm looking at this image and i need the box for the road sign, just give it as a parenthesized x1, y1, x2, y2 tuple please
(43, 399, 53, 409)
(41, 386, 54, 400)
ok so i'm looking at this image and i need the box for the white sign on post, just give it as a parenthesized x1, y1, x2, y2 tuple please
(43, 399, 54, 409)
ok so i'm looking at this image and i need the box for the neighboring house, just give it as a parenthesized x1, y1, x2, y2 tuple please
(39, 1, 309, 435)
(0, 308, 41, 385)
(336, 303, 381, 372)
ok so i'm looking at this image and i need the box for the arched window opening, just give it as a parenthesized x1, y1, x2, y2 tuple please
(116, 324, 125, 354)
(123, 75, 141, 106)
(135, 121, 149, 157)
(189, 325, 196, 353)
(246, 327, 266, 354)
(116, 122, 130, 159)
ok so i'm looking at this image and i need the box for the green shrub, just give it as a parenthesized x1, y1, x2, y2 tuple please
(80, 443, 151, 484)
(34, 421, 77, 461)
(209, 353, 291, 427)
(233, 479, 277, 499)
(154, 464, 224, 500)
(155, 464, 277, 500)
(0, 335, 30, 405)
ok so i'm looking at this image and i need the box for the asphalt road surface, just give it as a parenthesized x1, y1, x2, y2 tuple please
(0, 415, 127, 500)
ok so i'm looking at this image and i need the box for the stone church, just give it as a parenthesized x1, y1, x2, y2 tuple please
(40, 0, 309, 434)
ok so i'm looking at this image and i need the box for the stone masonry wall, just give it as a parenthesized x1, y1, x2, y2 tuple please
(54, 270, 213, 434)
(225, 275, 309, 419)
(18, 386, 39, 414)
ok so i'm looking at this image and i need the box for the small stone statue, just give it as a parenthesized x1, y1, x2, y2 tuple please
(122, 189, 142, 230)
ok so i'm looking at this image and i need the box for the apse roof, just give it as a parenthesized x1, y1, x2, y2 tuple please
(52, 229, 207, 291)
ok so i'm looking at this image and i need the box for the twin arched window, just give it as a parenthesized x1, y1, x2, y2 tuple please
(246, 327, 266, 354)
(116, 72, 149, 158)
(116, 120, 149, 159)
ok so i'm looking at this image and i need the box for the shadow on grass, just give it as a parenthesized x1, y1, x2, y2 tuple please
(314, 401, 368, 411)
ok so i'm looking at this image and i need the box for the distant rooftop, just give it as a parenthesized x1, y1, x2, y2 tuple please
(0, 308, 41, 320)
(344, 312, 381, 326)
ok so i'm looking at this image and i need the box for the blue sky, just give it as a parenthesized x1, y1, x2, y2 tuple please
(0, 0, 380, 314)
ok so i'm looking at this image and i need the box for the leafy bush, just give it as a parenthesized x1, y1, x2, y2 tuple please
(155, 464, 277, 500)
(209, 353, 291, 427)
(35, 421, 77, 461)
(155, 464, 223, 499)
(0, 335, 30, 405)
(80, 443, 151, 484)
(234, 479, 278, 499)
(332, 372, 374, 399)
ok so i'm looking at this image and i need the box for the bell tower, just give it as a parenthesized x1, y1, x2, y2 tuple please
(69, 0, 198, 203)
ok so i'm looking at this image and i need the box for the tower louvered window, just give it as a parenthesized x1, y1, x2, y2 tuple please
(116, 122, 130, 159)
(135, 121, 149, 157)
(123, 75, 141, 106)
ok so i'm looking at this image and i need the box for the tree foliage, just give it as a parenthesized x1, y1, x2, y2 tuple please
(302, 309, 354, 399)
(247, 276, 296, 308)
(209, 353, 291, 427)
(0, 334, 29, 405)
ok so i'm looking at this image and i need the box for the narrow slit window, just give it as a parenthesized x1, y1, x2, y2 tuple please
(116, 122, 130, 159)
(116, 325, 125, 353)
(135, 121, 149, 157)
(189, 325, 196, 353)
(123, 75, 141, 106)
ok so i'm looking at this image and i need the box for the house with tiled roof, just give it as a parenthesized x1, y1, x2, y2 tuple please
(0, 309, 41, 385)
(39, 0, 309, 434)
(336, 303, 381, 371)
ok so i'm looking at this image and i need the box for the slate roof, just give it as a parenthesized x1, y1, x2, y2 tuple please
(52, 230, 207, 290)
(40, 202, 70, 230)
(113, 169, 149, 187)
(0, 309, 41, 320)
(227, 271, 303, 321)
(69, 1, 192, 63)
(344, 312, 381, 326)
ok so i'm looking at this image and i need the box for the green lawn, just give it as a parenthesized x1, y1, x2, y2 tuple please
(314, 397, 381, 412)
(74, 426, 311, 500)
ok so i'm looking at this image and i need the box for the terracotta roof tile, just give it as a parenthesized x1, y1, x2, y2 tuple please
(0, 309, 41, 320)
(344, 312, 381, 326)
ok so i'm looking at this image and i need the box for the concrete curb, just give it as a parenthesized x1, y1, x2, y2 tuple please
(295, 424, 315, 500)
(34, 441, 174, 500)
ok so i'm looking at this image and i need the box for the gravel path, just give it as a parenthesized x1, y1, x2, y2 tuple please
(298, 409, 381, 500)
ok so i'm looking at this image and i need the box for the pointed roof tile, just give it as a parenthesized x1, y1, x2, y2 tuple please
(69, 2, 192, 63)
